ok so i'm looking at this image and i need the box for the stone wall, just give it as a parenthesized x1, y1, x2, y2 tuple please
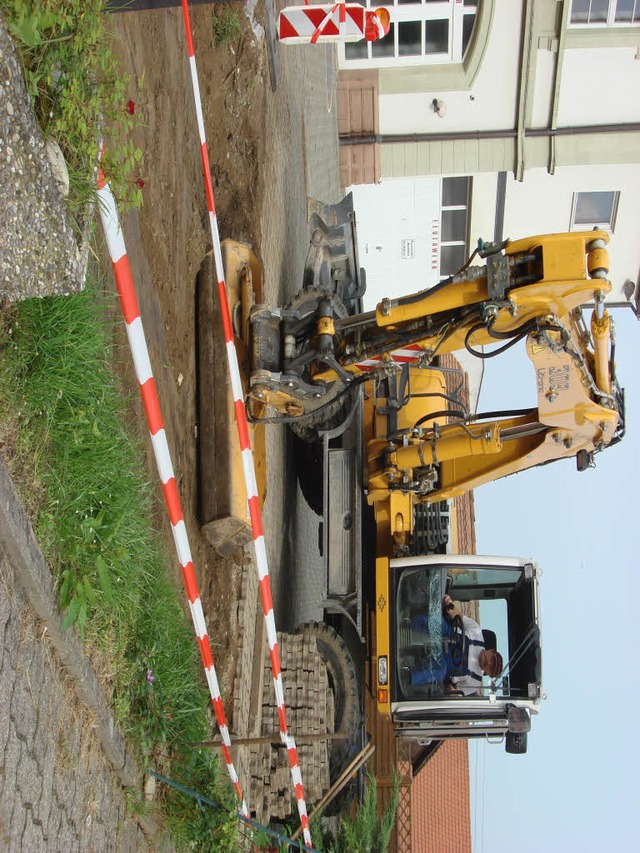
(0, 16, 87, 303)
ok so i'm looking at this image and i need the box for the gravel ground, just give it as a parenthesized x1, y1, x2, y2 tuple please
(0, 17, 88, 304)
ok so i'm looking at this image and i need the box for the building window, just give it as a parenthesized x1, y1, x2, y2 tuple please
(570, 191, 620, 231)
(570, 0, 640, 25)
(440, 176, 471, 277)
(343, 0, 478, 68)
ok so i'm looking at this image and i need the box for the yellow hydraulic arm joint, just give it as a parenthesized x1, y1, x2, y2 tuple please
(317, 316, 335, 336)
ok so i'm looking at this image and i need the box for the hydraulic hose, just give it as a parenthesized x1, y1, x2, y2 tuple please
(469, 407, 536, 422)
(465, 322, 532, 359)
(465, 318, 564, 359)
(414, 409, 467, 428)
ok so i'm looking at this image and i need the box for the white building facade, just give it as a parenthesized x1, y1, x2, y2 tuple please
(339, 0, 640, 305)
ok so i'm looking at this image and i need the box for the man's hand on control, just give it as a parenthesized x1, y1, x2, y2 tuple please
(443, 594, 461, 619)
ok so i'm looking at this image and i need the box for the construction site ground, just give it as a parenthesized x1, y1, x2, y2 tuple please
(108, 0, 345, 823)
(22, 0, 347, 840)
(0, 0, 346, 845)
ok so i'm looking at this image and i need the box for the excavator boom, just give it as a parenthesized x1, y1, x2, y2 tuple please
(248, 207, 624, 498)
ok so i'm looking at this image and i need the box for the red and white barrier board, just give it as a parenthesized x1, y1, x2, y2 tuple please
(279, 3, 390, 44)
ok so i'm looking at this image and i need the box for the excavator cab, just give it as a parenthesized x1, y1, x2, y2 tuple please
(377, 554, 542, 753)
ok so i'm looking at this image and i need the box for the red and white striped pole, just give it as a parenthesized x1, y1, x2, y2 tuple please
(180, 1, 312, 847)
(96, 161, 248, 817)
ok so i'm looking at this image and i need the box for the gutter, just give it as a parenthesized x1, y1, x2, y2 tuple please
(548, 0, 572, 174)
(339, 122, 640, 146)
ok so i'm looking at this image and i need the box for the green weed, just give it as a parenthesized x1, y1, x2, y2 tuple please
(212, 4, 242, 48)
(0, 276, 237, 846)
(161, 751, 240, 853)
(0, 0, 144, 212)
(330, 773, 399, 853)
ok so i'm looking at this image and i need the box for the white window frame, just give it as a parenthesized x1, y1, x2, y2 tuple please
(340, 0, 477, 69)
(569, 0, 640, 26)
(570, 191, 620, 231)
(439, 176, 471, 279)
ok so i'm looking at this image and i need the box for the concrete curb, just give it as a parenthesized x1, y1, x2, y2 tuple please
(0, 455, 141, 792)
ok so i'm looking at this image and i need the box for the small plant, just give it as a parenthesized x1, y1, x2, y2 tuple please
(163, 751, 241, 853)
(330, 773, 399, 853)
(1, 0, 145, 212)
(212, 4, 242, 48)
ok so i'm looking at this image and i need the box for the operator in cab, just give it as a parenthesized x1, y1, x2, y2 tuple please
(443, 594, 503, 694)
(407, 594, 503, 694)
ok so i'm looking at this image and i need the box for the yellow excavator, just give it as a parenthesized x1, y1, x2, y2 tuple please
(198, 193, 625, 776)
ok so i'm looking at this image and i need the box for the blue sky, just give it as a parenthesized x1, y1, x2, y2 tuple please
(469, 308, 640, 852)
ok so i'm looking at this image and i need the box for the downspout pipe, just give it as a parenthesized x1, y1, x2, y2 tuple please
(515, 0, 536, 181)
(548, 0, 572, 174)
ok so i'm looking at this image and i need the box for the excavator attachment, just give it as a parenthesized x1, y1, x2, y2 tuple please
(248, 193, 366, 439)
(197, 243, 266, 556)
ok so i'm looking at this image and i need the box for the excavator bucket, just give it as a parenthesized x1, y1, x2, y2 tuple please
(197, 242, 266, 556)
(304, 193, 365, 310)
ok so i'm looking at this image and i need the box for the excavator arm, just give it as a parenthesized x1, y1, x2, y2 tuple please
(365, 303, 623, 505)
(248, 203, 624, 496)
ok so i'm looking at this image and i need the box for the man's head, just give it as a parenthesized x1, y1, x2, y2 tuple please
(479, 648, 503, 678)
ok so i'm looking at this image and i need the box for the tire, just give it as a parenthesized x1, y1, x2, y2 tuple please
(289, 387, 354, 444)
(296, 622, 361, 810)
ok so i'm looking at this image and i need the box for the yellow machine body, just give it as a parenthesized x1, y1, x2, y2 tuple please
(245, 218, 622, 728)
(290, 231, 619, 502)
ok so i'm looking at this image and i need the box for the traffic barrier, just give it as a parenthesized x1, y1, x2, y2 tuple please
(356, 343, 424, 371)
(96, 160, 247, 816)
(179, 1, 313, 847)
(278, 3, 390, 45)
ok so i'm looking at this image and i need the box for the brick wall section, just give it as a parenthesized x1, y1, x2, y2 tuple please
(454, 490, 476, 556)
(410, 740, 472, 853)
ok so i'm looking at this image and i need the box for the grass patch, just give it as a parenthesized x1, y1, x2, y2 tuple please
(0, 275, 238, 850)
(1, 0, 144, 212)
(212, 4, 242, 48)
